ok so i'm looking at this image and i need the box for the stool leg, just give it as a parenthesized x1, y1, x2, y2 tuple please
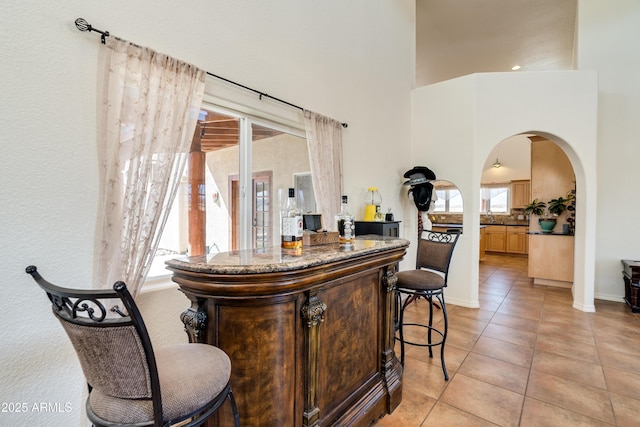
(227, 388, 241, 427)
(398, 292, 408, 366)
(438, 292, 449, 381)
(427, 293, 434, 359)
(394, 292, 401, 333)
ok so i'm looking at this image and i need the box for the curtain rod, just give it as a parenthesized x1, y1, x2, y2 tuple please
(74, 18, 348, 128)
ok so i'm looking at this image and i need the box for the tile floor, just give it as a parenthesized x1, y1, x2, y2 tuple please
(376, 254, 640, 426)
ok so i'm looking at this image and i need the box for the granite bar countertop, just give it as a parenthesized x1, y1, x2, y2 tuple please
(165, 235, 409, 275)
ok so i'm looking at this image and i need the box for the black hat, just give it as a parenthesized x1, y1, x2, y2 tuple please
(403, 166, 436, 186)
(408, 182, 434, 211)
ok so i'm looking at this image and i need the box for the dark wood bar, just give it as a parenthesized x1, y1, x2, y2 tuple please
(166, 236, 408, 427)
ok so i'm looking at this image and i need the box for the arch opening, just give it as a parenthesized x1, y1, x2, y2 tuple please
(477, 131, 591, 310)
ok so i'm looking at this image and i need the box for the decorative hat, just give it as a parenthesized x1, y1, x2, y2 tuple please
(404, 166, 436, 211)
(403, 166, 436, 186)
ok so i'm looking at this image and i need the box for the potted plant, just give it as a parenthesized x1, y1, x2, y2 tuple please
(524, 193, 575, 234)
(548, 194, 573, 216)
(566, 189, 576, 234)
(523, 199, 546, 217)
(548, 192, 575, 234)
(524, 199, 555, 233)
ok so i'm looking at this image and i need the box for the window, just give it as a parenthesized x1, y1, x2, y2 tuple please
(432, 182, 511, 214)
(294, 173, 317, 213)
(433, 187, 463, 213)
(480, 184, 509, 213)
(147, 104, 310, 279)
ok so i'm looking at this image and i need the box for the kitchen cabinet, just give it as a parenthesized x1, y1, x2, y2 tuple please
(506, 226, 529, 254)
(485, 225, 506, 252)
(485, 225, 529, 254)
(479, 227, 486, 261)
(511, 180, 531, 209)
(528, 234, 574, 286)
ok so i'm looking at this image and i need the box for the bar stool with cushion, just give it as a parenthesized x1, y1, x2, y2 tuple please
(394, 230, 460, 380)
(26, 265, 240, 427)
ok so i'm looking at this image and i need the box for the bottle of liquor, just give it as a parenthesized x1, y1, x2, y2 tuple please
(281, 188, 303, 249)
(374, 205, 384, 222)
(336, 195, 355, 245)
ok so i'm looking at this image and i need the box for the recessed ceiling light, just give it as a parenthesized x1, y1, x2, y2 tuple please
(512, 65, 521, 71)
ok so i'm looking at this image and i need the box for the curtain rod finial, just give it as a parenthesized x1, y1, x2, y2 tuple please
(74, 17, 109, 44)
(75, 18, 91, 32)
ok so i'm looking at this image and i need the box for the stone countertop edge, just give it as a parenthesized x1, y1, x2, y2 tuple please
(527, 232, 574, 236)
(481, 223, 530, 226)
(165, 235, 409, 274)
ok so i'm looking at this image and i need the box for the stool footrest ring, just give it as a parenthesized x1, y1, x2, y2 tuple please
(395, 323, 445, 348)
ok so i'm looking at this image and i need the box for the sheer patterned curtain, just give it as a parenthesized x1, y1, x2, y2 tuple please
(303, 111, 344, 231)
(95, 37, 205, 298)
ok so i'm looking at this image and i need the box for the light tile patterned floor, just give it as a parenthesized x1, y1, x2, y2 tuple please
(376, 254, 640, 426)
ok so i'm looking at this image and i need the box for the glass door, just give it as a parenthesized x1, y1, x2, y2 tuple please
(252, 174, 272, 249)
(250, 121, 310, 248)
(152, 106, 311, 268)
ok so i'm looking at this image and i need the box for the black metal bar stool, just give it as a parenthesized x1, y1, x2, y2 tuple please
(394, 230, 460, 380)
(26, 265, 241, 426)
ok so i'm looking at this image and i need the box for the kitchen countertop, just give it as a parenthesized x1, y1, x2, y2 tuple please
(432, 222, 529, 228)
(527, 231, 574, 236)
(482, 223, 529, 226)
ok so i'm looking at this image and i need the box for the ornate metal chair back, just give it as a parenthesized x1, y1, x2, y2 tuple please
(25, 266, 163, 422)
(416, 230, 461, 286)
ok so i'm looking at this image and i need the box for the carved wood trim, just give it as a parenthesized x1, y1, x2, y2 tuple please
(301, 292, 327, 427)
(381, 264, 402, 412)
(180, 295, 207, 343)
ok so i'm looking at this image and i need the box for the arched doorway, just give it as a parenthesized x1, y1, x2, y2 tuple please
(480, 132, 583, 303)
(429, 179, 464, 234)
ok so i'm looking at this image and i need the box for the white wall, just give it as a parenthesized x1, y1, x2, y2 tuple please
(408, 0, 640, 310)
(0, 1, 414, 425)
(411, 71, 598, 311)
(408, 77, 477, 304)
(577, 0, 640, 301)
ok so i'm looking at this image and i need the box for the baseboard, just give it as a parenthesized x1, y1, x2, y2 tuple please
(593, 293, 625, 303)
(445, 296, 480, 309)
(572, 301, 596, 313)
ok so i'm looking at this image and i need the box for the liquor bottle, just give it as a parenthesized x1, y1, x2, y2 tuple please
(385, 208, 394, 221)
(281, 188, 303, 249)
(374, 205, 384, 222)
(336, 195, 355, 245)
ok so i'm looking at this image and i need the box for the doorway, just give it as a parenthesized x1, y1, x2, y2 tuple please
(230, 172, 273, 251)
(481, 134, 577, 288)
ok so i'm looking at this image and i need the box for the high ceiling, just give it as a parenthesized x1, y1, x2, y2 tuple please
(416, 0, 578, 86)
(196, 2, 578, 151)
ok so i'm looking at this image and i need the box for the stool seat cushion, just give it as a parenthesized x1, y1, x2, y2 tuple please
(396, 269, 445, 291)
(89, 343, 231, 424)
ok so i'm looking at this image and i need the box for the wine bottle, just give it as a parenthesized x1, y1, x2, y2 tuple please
(281, 188, 303, 249)
(336, 195, 355, 245)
